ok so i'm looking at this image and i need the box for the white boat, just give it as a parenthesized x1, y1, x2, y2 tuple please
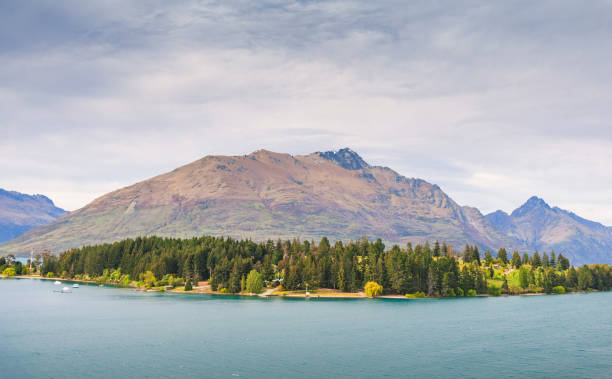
(54, 281, 62, 285)
(61, 287, 72, 293)
(73, 284, 79, 288)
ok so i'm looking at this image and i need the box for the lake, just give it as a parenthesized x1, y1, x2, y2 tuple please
(1, 278, 611, 378)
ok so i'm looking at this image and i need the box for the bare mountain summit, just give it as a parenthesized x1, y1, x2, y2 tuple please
(0, 148, 511, 255)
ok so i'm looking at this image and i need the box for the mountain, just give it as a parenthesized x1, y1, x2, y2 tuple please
(0, 148, 513, 256)
(0, 189, 68, 244)
(4, 150, 610, 265)
(486, 196, 612, 265)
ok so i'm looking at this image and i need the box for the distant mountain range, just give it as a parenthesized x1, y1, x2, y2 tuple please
(485, 197, 612, 265)
(0, 189, 67, 244)
(1, 149, 610, 265)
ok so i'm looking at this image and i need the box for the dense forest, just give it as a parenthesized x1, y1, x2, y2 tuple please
(15, 235, 611, 297)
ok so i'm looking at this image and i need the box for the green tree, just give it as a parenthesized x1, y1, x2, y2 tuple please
(143, 271, 156, 288)
(519, 266, 530, 289)
(364, 281, 383, 297)
(577, 266, 593, 290)
(532, 252, 542, 268)
(337, 264, 346, 292)
(565, 266, 578, 288)
(246, 270, 264, 294)
(501, 277, 509, 294)
(185, 275, 193, 291)
(427, 267, 436, 296)
(484, 250, 493, 266)
(511, 251, 522, 268)
(550, 251, 556, 268)
(540, 267, 555, 293)
(557, 254, 570, 270)
(433, 240, 441, 257)
(497, 248, 508, 264)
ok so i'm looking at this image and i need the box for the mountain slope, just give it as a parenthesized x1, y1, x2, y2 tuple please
(0, 189, 68, 244)
(0, 148, 512, 255)
(486, 197, 612, 265)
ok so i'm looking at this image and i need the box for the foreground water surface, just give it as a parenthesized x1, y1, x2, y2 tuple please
(1, 278, 611, 378)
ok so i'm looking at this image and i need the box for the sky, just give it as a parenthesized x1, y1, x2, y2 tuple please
(1, 0, 611, 225)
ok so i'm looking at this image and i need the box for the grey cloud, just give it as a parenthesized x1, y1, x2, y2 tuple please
(1, 1, 611, 225)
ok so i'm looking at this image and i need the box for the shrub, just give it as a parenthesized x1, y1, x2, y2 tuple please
(142, 271, 156, 288)
(2, 267, 16, 276)
(509, 286, 522, 295)
(456, 288, 464, 297)
(185, 278, 193, 291)
(405, 291, 426, 298)
(488, 285, 501, 296)
(553, 285, 566, 294)
(448, 288, 456, 297)
(219, 287, 228, 293)
(120, 274, 131, 286)
(467, 289, 477, 297)
(364, 281, 383, 297)
(46, 272, 55, 278)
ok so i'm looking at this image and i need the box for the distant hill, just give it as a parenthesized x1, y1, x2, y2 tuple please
(485, 197, 612, 265)
(0, 189, 67, 244)
(0, 148, 513, 255)
(2, 150, 610, 265)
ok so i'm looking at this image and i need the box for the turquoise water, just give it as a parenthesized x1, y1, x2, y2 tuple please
(1, 279, 611, 378)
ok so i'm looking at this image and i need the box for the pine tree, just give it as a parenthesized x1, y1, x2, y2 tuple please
(463, 244, 473, 263)
(522, 253, 530, 266)
(427, 267, 436, 296)
(433, 240, 441, 257)
(511, 251, 522, 268)
(185, 275, 193, 291)
(441, 243, 448, 256)
(484, 250, 493, 266)
(337, 264, 346, 292)
(550, 250, 556, 268)
(557, 254, 570, 270)
(497, 248, 508, 264)
(519, 267, 530, 289)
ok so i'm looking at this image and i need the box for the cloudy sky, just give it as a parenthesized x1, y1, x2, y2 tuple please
(1, 0, 611, 224)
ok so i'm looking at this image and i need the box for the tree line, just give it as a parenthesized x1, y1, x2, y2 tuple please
(28, 235, 612, 296)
